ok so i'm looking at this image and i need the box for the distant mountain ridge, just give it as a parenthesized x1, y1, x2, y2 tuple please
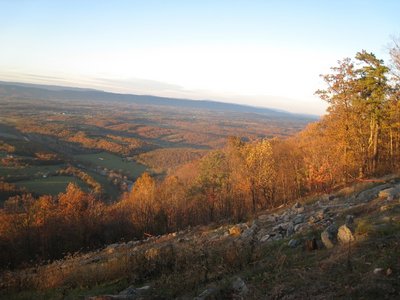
(0, 81, 318, 120)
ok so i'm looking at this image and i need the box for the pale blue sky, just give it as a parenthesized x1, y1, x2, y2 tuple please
(0, 0, 399, 114)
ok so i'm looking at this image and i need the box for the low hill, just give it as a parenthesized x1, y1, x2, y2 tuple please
(0, 81, 317, 121)
(1, 175, 399, 299)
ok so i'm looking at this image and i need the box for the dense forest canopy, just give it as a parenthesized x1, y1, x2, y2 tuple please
(0, 44, 400, 269)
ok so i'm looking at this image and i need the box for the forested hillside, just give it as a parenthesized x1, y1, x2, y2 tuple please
(1, 45, 399, 274)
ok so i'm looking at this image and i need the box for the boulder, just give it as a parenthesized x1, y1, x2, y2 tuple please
(288, 239, 300, 248)
(337, 224, 355, 244)
(373, 268, 384, 275)
(258, 214, 275, 223)
(105, 243, 119, 254)
(231, 277, 249, 297)
(256, 228, 269, 240)
(309, 210, 325, 224)
(378, 185, 400, 199)
(321, 223, 338, 249)
(271, 233, 284, 241)
(286, 223, 295, 236)
(293, 214, 305, 225)
(259, 234, 271, 243)
(241, 223, 258, 239)
(194, 287, 219, 300)
(228, 225, 243, 237)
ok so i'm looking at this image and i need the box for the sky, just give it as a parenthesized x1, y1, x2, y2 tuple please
(0, 0, 399, 115)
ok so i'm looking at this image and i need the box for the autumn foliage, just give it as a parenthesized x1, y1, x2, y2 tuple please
(1, 48, 400, 269)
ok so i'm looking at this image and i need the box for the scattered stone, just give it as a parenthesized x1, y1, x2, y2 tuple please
(259, 234, 271, 243)
(228, 225, 242, 236)
(272, 233, 284, 241)
(231, 277, 249, 297)
(241, 223, 258, 239)
(84, 256, 101, 265)
(194, 287, 219, 300)
(373, 268, 384, 275)
(378, 187, 400, 199)
(356, 184, 391, 202)
(293, 214, 305, 225)
(288, 239, 300, 248)
(126, 240, 138, 248)
(258, 214, 275, 223)
(88, 285, 151, 300)
(309, 210, 325, 224)
(380, 205, 390, 212)
(337, 224, 355, 244)
(256, 228, 268, 238)
(105, 243, 119, 254)
(283, 214, 291, 222)
(286, 223, 295, 236)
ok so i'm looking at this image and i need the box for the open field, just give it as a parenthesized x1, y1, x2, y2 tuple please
(74, 152, 147, 178)
(0, 164, 62, 179)
(14, 176, 89, 195)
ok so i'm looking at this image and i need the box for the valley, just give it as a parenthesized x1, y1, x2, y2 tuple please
(0, 82, 314, 202)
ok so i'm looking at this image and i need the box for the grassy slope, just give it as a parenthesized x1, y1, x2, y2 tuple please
(1, 178, 400, 299)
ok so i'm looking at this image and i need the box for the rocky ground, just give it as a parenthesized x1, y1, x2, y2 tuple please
(1, 176, 400, 299)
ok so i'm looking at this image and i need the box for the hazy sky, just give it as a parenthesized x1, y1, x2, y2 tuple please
(0, 0, 399, 114)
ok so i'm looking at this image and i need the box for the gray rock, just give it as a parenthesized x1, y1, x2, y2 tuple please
(379, 185, 400, 199)
(373, 268, 384, 275)
(294, 223, 307, 233)
(258, 214, 275, 223)
(259, 234, 271, 243)
(241, 223, 258, 239)
(231, 277, 249, 296)
(283, 214, 291, 222)
(194, 287, 219, 300)
(288, 239, 300, 248)
(256, 228, 269, 240)
(309, 210, 325, 224)
(286, 223, 295, 236)
(105, 243, 119, 254)
(88, 285, 151, 300)
(271, 233, 283, 241)
(337, 224, 355, 244)
(356, 183, 391, 202)
(293, 214, 305, 225)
